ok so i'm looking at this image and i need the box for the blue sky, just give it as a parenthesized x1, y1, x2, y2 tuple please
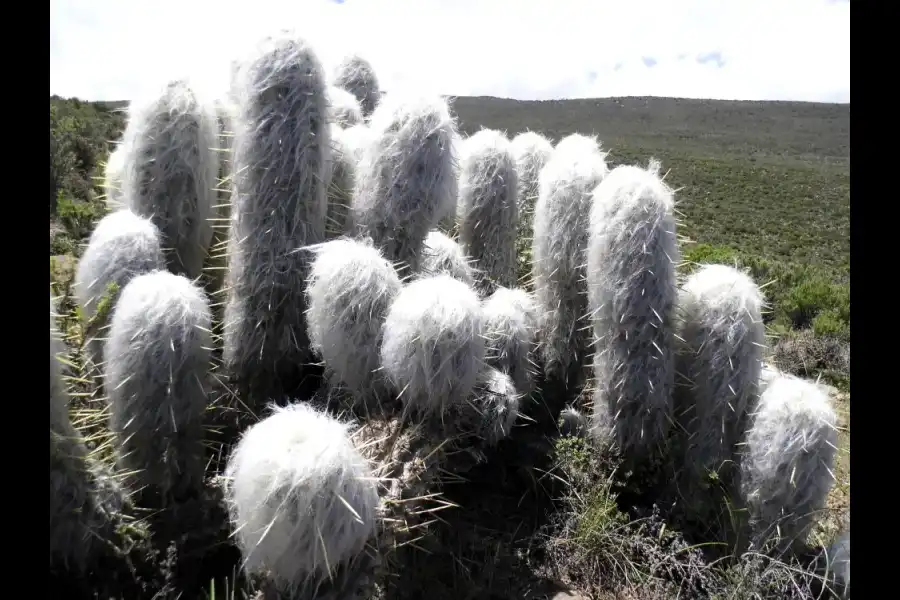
(50, 0, 850, 103)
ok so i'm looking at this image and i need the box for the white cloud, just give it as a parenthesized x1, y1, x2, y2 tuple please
(49, 0, 850, 103)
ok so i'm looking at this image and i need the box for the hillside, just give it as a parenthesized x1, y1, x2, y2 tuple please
(48, 93, 850, 599)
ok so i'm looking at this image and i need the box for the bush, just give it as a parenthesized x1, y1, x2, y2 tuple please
(57, 194, 105, 240)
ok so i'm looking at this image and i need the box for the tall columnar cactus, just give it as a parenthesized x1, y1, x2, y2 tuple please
(106, 271, 212, 506)
(510, 131, 553, 241)
(224, 402, 380, 598)
(202, 98, 236, 302)
(332, 54, 381, 118)
(673, 264, 766, 512)
(380, 274, 485, 421)
(50, 293, 123, 572)
(306, 238, 402, 414)
(740, 375, 838, 553)
(74, 209, 165, 371)
(325, 125, 357, 239)
(120, 79, 219, 279)
(328, 85, 364, 127)
(532, 134, 607, 392)
(351, 94, 459, 275)
(223, 32, 330, 407)
(482, 286, 538, 399)
(102, 139, 128, 209)
(587, 161, 678, 463)
(457, 128, 519, 295)
(420, 230, 475, 285)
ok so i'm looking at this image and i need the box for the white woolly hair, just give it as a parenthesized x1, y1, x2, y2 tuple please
(223, 31, 330, 405)
(420, 230, 476, 285)
(224, 402, 379, 593)
(324, 125, 356, 239)
(457, 128, 519, 295)
(306, 238, 402, 409)
(758, 362, 781, 395)
(327, 85, 364, 128)
(74, 209, 165, 368)
(471, 368, 520, 446)
(340, 123, 376, 166)
(120, 78, 219, 279)
(587, 161, 679, 460)
(380, 274, 485, 418)
(102, 139, 129, 210)
(740, 375, 838, 551)
(531, 135, 608, 386)
(482, 286, 538, 398)
(558, 406, 588, 437)
(511, 130, 554, 222)
(554, 133, 610, 166)
(332, 54, 381, 118)
(106, 271, 212, 501)
(351, 93, 460, 273)
(674, 264, 766, 493)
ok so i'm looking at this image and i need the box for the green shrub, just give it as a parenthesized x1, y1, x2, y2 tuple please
(57, 195, 104, 240)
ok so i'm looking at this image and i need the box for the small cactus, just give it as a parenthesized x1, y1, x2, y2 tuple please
(510, 131, 553, 242)
(73, 209, 165, 371)
(380, 274, 485, 420)
(306, 238, 402, 414)
(420, 230, 475, 285)
(740, 374, 838, 553)
(120, 79, 219, 279)
(224, 402, 380, 597)
(457, 128, 519, 295)
(471, 367, 520, 446)
(351, 94, 459, 275)
(106, 271, 211, 506)
(332, 54, 381, 118)
(482, 286, 538, 399)
(328, 85, 364, 127)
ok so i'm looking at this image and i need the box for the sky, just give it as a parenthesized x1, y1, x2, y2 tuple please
(50, 0, 850, 104)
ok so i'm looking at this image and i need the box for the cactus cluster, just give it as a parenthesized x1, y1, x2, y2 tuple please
(50, 30, 847, 600)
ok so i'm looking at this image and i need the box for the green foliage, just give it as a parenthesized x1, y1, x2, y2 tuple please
(57, 194, 106, 241)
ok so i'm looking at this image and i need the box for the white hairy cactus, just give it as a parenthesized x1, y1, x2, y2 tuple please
(740, 375, 838, 552)
(73, 209, 165, 370)
(380, 274, 485, 420)
(224, 402, 380, 595)
(102, 139, 128, 209)
(341, 123, 377, 166)
(351, 94, 459, 275)
(332, 54, 381, 118)
(325, 125, 357, 239)
(674, 264, 766, 506)
(223, 31, 330, 406)
(306, 238, 402, 413)
(471, 368, 521, 446)
(457, 128, 519, 295)
(106, 271, 211, 504)
(482, 286, 538, 399)
(120, 79, 219, 279)
(532, 134, 607, 390)
(510, 130, 553, 239)
(420, 230, 475, 285)
(587, 160, 679, 462)
(328, 85, 364, 127)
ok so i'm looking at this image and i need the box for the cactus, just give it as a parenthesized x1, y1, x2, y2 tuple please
(420, 230, 475, 285)
(532, 134, 607, 392)
(50, 293, 123, 572)
(825, 527, 850, 598)
(380, 274, 485, 421)
(224, 402, 380, 597)
(554, 132, 606, 158)
(202, 99, 236, 315)
(325, 125, 357, 239)
(740, 375, 838, 553)
(306, 238, 402, 414)
(673, 264, 766, 514)
(471, 367, 520, 446)
(106, 271, 211, 506)
(74, 209, 165, 371)
(120, 79, 219, 279)
(558, 406, 588, 437)
(510, 131, 553, 241)
(223, 32, 330, 407)
(482, 286, 538, 399)
(328, 85, 364, 127)
(102, 139, 128, 209)
(341, 123, 376, 166)
(332, 54, 381, 118)
(457, 129, 519, 295)
(587, 161, 679, 464)
(351, 94, 459, 275)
